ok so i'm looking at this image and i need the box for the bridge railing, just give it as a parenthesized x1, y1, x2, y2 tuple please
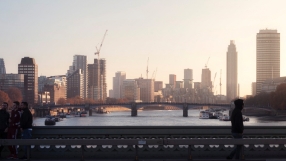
(2, 138, 286, 160)
(1, 126, 286, 160)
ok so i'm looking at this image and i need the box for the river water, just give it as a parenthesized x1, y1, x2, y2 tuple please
(33, 110, 286, 126)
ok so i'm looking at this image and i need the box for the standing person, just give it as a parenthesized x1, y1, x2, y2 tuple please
(0, 102, 10, 159)
(227, 99, 244, 160)
(7, 101, 22, 159)
(19, 102, 33, 160)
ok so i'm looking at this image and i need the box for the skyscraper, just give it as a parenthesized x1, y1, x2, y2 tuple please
(67, 55, 88, 99)
(121, 79, 140, 101)
(0, 58, 6, 74)
(88, 58, 107, 101)
(169, 74, 176, 89)
(226, 40, 238, 101)
(201, 68, 211, 89)
(184, 69, 193, 89)
(18, 57, 38, 105)
(67, 69, 84, 98)
(135, 78, 154, 102)
(256, 29, 280, 94)
(112, 71, 126, 99)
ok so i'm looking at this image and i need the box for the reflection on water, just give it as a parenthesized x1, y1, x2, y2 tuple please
(33, 110, 286, 126)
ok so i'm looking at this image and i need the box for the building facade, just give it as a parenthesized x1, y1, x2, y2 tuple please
(252, 82, 256, 96)
(67, 69, 84, 98)
(88, 59, 107, 101)
(226, 40, 238, 101)
(18, 57, 38, 105)
(121, 79, 140, 101)
(256, 29, 280, 94)
(0, 74, 25, 95)
(183, 68, 193, 89)
(0, 58, 6, 74)
(201, 68, 211, 89)
(261, 77, 286, 93)
(112, 71, 126, 99)
(135, 78, 154, 102)
(169, 74, 176, 89)
(67, 55, 88, 99)
(154, 81, 163, 92)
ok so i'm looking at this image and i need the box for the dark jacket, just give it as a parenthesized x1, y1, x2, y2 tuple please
(0, 109, 10, 130)
(231, 106, 244, 133)
(20, 108, 33, 129)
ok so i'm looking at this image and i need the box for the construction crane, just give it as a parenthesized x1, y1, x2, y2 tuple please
(146, 57, 149, 79)
(95, 30, 108, 59)
(205, 57, 210, 68)
(212, 72, 217, 93)
(151, 67, 158, 80)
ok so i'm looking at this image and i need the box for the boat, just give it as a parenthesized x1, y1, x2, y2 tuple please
(96, 107, 110, 114)
(243, 115, 250, 121)
(80, 111, 87, 117)
(45, 118, 56, 125)
(74, 112, 81, 117)
(199, 111, 209, 119)
(219, 115, 230, 121)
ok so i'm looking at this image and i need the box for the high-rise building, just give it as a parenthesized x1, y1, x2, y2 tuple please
(256, 29, 280, 94)
(184, 69, 193, 89)
(0, 74, 25, 95)
(88, 59, 107, 101)
(154, 81, 163, 92)
(112, 71, 126, 99)
(226, 40, 238, 101)
(121, 79, 140, 101)
(252, 82, 256, 96)
(18, 57, 38, 105)
(176, 81, 184, 88)
(135, 78, 154, 102)
(201, 68, 211, 89)
(109, 89, 114, 98)
(67, 55, 88, 99)
(67, 69, 84, 98)
(169, 74, 176, 88)
(0, 58, 6, 74)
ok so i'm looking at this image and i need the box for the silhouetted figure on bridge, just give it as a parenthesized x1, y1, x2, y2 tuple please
(227, 99, 244, 160)
(0, 102, 10, 159)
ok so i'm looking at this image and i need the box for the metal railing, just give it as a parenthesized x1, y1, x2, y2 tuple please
(1, 138, 286, 160)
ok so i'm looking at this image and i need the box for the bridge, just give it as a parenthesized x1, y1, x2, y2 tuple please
(33, 102, 231, 117)
(1, 126, 286, 160)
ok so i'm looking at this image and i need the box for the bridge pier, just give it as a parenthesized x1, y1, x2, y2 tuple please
(131, 103, 137, 116)
(183, 103, 188, 117)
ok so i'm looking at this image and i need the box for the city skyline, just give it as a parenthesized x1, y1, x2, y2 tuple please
(1, 0, 286, 97)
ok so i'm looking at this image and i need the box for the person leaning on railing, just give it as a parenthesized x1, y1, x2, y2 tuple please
(0, 102, 10, 159)
(19, 102, 33, 160)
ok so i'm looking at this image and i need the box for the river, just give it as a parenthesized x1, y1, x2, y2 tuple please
(33, 109, 286, 126)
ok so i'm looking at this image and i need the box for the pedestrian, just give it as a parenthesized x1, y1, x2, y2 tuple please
(226, 98, 244, 160)
(6, 101, 22, 159)
(19, 102, 33, 160)
(0, 102, 10, 159)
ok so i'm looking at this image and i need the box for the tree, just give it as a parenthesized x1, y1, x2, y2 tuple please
(57, 98, 66, 105)
(270, 83, 286, 110)
(6, 87, 22, 102)
(84, 98, 96, 104)
(0, 90, 11, 106)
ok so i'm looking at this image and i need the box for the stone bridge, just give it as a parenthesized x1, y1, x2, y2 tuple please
(34, 102, 231, 117)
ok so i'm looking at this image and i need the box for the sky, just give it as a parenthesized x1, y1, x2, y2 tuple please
(1, 0, 286, 97)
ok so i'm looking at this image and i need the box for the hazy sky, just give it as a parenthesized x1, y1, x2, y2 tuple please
(1, 0, 286, 97)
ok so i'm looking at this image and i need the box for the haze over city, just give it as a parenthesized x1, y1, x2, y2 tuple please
(1, 0, 286, 97)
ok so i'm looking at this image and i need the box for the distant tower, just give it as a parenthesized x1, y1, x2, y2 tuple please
(67, 55, 88, 99)
(226, 40, 238, 101)
(169, 74, 176, 89)
(18, 57, 38, 105)
(183, 69, 193, 89)
(201, 68, 211, 89)
(256, 29, 280, 94)
(113, 71, 126, 99)
(0, 58, 6, 74)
